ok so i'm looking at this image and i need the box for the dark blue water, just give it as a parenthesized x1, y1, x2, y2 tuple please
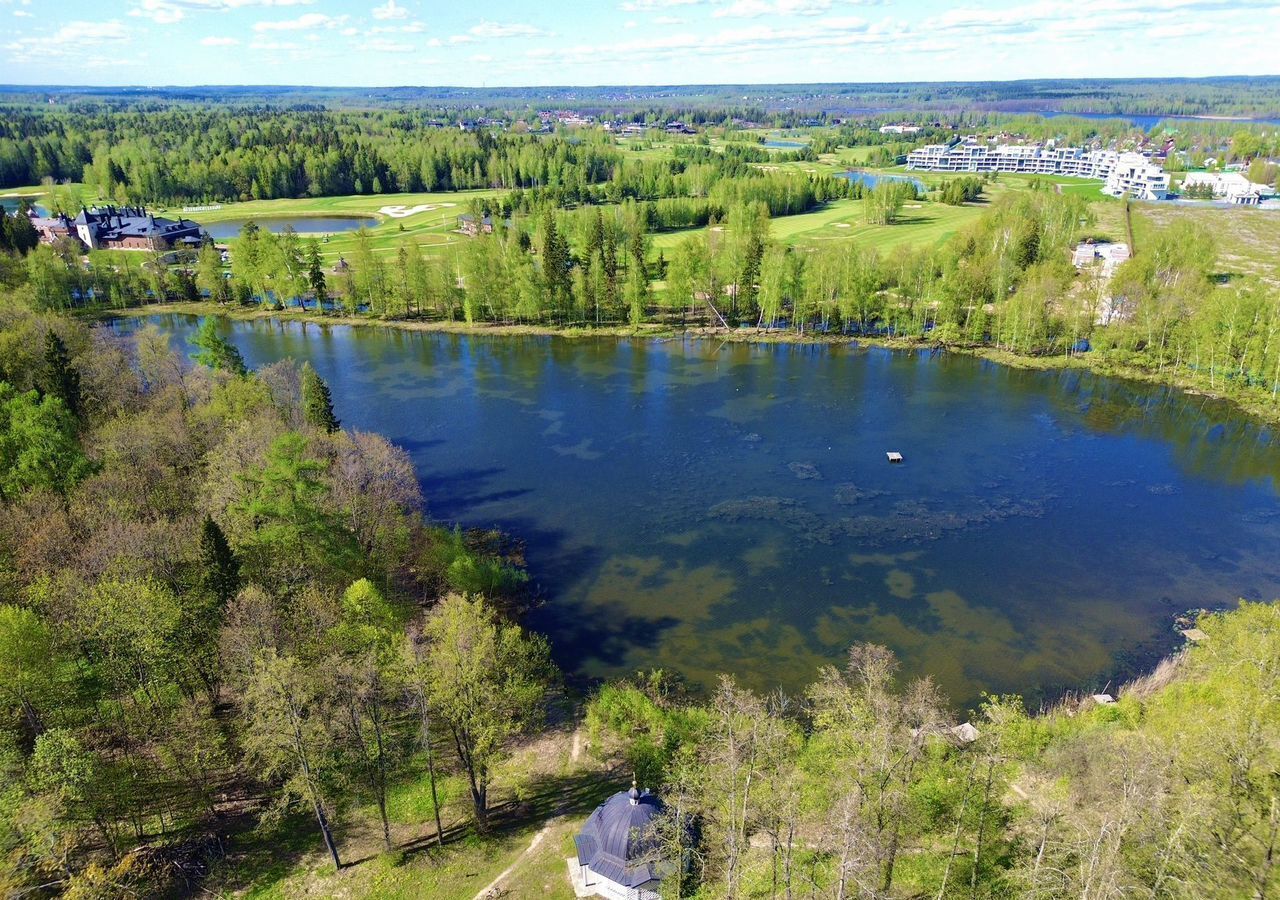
(1039, 110, 1280, 131)
(199, 216, 378, 240)
(0, 197, 47, 216)
(125, 316, 1280, 706)
(837, 171, 926, 192)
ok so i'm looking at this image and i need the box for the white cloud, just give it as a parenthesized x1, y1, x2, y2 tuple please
(370, 21, 425, 33)
(372, 0, 408, 20)
(654, 15, 685, 24)
(364, 37, 415, 52)
(248, 38, 302, 50)
(130, 0, 186, 23)
(5, 19, 129, 62)
(468, 21, 546, 38)
(254, 12, 346, 30)
(12, 8, 31, 15)
(200, 35, 239, 45)
(471, 53, 493, 62)
(448, 34, 475, 44)
(128, 0, 315, 19)
(715, 0, 832, 17)
(621, 0, 702, 9)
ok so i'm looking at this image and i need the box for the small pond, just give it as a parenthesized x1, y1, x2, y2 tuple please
(837, 171, 926, 192)
(0, 197, 47, 216)
(199, 216, 378, 240)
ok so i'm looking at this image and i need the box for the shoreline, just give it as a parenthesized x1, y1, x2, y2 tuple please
(97, 301, 1280, 427)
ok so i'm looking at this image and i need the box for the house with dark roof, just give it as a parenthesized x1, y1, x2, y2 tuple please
(30, 205, 206, 252)
(457, 213, 494, 236)
(570, 784, 667, 900)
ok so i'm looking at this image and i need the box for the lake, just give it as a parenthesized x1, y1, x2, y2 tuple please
(199, 215, 378, 240)
(127, 316, 1280, 707)
(1038, 110, 1280, 130)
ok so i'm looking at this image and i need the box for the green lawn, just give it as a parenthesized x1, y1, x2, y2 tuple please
(153, 189, 503, 264)
(650, 194, 990, 257)
(204, 723, 620, 900)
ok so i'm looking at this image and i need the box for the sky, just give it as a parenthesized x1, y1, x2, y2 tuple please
(1, 0, 1277, 88)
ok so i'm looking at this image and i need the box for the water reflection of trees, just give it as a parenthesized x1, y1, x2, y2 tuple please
(1043, 369, 1279, 488)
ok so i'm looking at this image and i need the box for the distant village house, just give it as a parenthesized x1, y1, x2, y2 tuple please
(457, 213, 494, 236)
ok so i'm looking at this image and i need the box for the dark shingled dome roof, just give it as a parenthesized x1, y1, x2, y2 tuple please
(574, 787, 664, 889)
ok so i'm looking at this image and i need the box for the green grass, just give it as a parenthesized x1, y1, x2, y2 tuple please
(200, 720, 619, 900)
(154, 189, 503, 264)
(649, 194, 991, 257)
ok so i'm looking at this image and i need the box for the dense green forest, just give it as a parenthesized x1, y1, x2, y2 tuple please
(11, 76, 1280, 117)
(0, 293, 1276, 898)
(4, 98, 1278, 207)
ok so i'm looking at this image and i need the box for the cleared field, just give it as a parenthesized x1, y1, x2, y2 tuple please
(1132, 202, 1280, 283)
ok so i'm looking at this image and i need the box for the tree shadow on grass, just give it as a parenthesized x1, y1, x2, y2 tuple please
(208, 808, 324, 893)
(393, 766, 622, 864)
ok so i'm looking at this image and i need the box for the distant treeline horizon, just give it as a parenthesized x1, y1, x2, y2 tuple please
(3, 75, 1280, 118)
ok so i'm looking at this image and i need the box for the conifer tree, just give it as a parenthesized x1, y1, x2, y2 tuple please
(41, 330, 81, 419)
(301, 362, 340, 433)
(199, 514, 240, 608)
(306, 239, 328, 308)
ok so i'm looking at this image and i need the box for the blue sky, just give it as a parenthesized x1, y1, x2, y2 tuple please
(2, 0, 1276, 87)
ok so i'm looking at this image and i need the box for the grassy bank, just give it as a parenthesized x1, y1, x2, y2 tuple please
(102, 300, 1280, 426)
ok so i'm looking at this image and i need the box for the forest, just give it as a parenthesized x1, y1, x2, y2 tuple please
(10, 76, 1280, 117)
(0, 286, 1276, 899)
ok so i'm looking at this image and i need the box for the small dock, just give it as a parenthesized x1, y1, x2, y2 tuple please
(886, 451, 903, 464)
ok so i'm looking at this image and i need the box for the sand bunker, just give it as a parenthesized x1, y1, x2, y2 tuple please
(379, 202, 457, 218)
(832, 222, 852, 228)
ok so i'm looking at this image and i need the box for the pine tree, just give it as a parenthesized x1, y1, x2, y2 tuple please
(301, 362, 340, 433)
(199, 515, 240, 607)
(41, 330, 81, 419)
(307, 239, 328, 308)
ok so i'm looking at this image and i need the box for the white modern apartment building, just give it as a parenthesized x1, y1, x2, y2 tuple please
(907, 141, 1123, 177)
(907, 141, 1169, 200)
(1103, 153, 1171, 201)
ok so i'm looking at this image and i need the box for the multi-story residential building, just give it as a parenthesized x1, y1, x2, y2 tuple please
(907, 140, 1124, 178)
(1103, 154, 1170, 201)
(907, 141, 1170, 200)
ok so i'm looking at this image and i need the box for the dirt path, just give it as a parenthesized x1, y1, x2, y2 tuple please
(473, 818, 560, 900)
